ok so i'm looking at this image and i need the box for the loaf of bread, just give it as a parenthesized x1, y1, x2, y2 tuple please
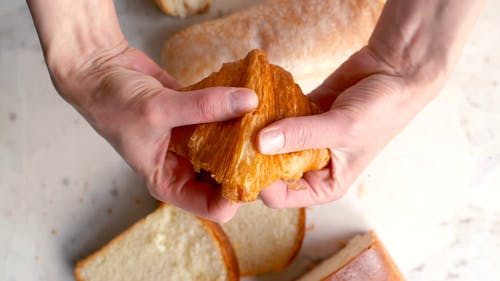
(74, 204, 238, 281)
(169, 50, 331, 202)
(222, 201, 305, 276)
(162, 0, 385, 87)
(155, 0, 211, 18)
(296, 231, 405, 281)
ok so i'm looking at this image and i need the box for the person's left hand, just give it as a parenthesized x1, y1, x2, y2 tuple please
(51, 46, 257, 222)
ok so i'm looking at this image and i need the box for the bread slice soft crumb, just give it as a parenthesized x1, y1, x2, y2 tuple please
(222, 201, 305, 276)
(74, 204, 238, 281)
(296, 231, 405, 281)
(155, 0, 211, 18)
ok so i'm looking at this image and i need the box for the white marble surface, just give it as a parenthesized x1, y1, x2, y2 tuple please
(1, 1, 499, 280)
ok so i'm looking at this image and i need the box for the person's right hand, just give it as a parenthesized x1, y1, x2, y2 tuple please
(255, 0, 483, 209)
(52, 45, 258, 222)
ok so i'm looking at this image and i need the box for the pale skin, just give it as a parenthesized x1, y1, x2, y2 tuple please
(28, 0, 484, 222)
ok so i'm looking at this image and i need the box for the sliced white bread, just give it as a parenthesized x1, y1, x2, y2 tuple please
(222, 200, 305, 276)
(296, 231, 405, 281)
(155, 0, 211, 18)
(75, 204, 238, 281)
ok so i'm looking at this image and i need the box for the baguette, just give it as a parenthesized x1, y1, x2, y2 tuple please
(162, 0, 385, 87)
(295, 231, 405, 281)
(169, 50, 331, 202)
(74, 204, 238, 281)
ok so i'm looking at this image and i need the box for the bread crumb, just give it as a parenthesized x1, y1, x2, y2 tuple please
(51, 228, 57, 236)
(306, 224, 316, 231)
(357, 184, 366, 197)
(34, 256, 40, 262)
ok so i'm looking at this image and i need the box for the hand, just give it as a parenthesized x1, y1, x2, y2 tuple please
(255, 0, 483, 208)
(28, 0, 260, 222)
(256, 46, 443, 208)
(52, 46, 258, 222)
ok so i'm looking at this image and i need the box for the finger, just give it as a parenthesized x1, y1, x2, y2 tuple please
(168, 87, 258, 127)
(259, 168, 344, 208)
(258, 111, 347, 155)
(148, 152, 239, 223)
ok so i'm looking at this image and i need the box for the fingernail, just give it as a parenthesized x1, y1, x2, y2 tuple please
(259, 129, 284, 154)
(230, 89, 258, 113)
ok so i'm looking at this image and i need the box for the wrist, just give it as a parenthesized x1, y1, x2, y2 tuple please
(28, 0, 127, 104)
(367, 0, 484, 99)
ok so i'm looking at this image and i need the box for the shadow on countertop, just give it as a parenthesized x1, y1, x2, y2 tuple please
(59, 168, 157, 270)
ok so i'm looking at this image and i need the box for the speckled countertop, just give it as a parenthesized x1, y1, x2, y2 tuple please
(1, 1, 499, 280)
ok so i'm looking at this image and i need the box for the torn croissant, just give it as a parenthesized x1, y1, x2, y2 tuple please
(169, 50, 330, 202)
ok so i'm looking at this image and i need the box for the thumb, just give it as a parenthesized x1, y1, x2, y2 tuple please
(257, 111, 348, 154)
(169, 87, 258, 127)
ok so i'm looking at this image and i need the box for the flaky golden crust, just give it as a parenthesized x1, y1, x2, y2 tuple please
(170, 50, 331, 202)
(322, 232, 406, 281)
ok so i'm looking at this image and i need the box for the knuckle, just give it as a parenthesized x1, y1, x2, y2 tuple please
(146, 167, 174, 202)
(286, 122, 312, 149)
(326, 182, 345, 202)
(138, 95, 166, 128)
(262, 196, 284, 209)
(209, 210, 234, 224)
(194, 93, 219, 121)
(147, 181, 167, 201)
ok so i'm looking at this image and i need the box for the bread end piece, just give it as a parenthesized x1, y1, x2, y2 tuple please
(155, 0, 211, 18)
(170, 50, 331, 202)
(296, 231, 405, 281)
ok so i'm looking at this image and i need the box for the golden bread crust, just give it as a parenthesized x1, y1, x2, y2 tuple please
(199, 219, 240, 281)
(162, 0, 385, 86)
